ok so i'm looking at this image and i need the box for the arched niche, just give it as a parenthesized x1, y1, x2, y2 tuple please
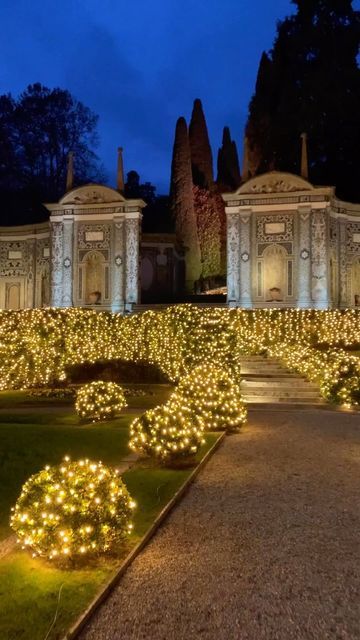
(262, 244, 288, 302)
(81, 250, 107, 305)
(6, 283, 21, 310)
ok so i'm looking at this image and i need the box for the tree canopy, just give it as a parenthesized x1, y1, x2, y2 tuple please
(0, 83, 104, 212)
(246, 0, 360, 201)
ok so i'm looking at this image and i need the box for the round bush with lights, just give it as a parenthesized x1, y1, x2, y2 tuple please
(10, 457, 136, 560)
(129, 395, 205, 462)
(75, 380, 127, 422)
(176, 363, 247, 432)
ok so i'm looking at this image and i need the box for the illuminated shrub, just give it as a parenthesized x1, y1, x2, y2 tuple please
(75, 381, 127, 421)
(177, 363, 247, 432)
(129, 396, 205, 461)
(10, 457, 136, 560)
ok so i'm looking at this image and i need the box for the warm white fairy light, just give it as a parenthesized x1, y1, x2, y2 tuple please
(0, 306, 359, 405)
(10, 457, 136, 560)
(75, 380, 127, 422)
(176, 363, 247, 432)
(129, 394, 205, 461)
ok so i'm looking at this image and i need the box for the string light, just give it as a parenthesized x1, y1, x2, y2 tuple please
(75, 381, 127, 422)
(129, 394, 205, 461)
(176, 363, 247, 432)
(0, 306, 358, 405)
(10, 457, 136, 560)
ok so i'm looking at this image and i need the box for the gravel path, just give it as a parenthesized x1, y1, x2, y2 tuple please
(80, 409, 360, 640)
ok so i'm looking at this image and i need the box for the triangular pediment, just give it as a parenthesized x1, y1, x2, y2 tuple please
(60, 184, 126, 206)
(237, 172, 315, 195)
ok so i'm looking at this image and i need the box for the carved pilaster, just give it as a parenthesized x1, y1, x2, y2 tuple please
(62, 218, 73, 307)
(226, 213, 240, 306)
(339, 221, 348, 308)
(26, 239, 36, 308)
(239, 210, 252, 308)
(125, 215, 140, 309)
(296, 206, 312, 308)
(111, 217, 125, 312)
(311, 209, 330, 309)
(50, 222, 63, 307)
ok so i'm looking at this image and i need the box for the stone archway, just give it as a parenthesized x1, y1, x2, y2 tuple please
(263, 245, 287, 302)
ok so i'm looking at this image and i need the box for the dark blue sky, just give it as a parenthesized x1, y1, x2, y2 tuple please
(1, 0, 295, 194)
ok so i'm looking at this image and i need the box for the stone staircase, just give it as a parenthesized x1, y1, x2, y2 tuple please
(239, 355, 325, 407)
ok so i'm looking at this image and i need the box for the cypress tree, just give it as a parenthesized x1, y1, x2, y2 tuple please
(170, 117, 201, 290)
(217, 126, 241, 191)
(246, 0, 360, 200)
(189, 99, 214, 189)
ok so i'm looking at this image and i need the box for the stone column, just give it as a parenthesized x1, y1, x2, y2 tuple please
(239, 210, 252, 308)
(296, 205, 312, 308)
(339, 220, 348, 308)
(61, 217, 73, 307)
(311, 209, 330, 309)
(26, 238, 36, 308)
(125, 213, 141, 310)
(50, 221, 64, 307)
(226, 212, 240, 306)
(111, 216, 125, 313)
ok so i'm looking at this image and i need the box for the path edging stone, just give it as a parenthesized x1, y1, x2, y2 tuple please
(64, 431, 226, 640)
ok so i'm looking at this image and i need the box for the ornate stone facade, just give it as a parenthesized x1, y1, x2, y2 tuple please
(223, 171, 360, 309)
(0, 184, 145, 312)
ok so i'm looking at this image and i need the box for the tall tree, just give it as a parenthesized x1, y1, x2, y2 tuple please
(170, 117, 201, 290)
(0, 83, 104, 202)
(189, 99, 214, 189)
(246, 0, 360, 200)
(217, 126, 241, 191)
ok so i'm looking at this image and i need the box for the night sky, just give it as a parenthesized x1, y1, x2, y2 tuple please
(1, 0, 295, 194)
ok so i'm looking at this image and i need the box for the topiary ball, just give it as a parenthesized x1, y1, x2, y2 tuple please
(75, 380, 127, 422)
(129, 394, 205, 462)
(10, 457, 136, 560)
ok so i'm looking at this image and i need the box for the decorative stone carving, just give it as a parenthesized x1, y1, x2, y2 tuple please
(78, 224, 110, 250)
(62, 219, 73, 307)
(112, 219, 125, 311)
(227, 213, 240, 303)
(125, 218, 140, 305)
(60, 185, 125, 206)
(256, 214, 293, 243)
(239, 212, 252, 307)
(311, 210, 329, 308)
(237, 172, 314, 195)
(339, 221, 348, 307)
(297, 207, 312, 307)
(50, 222, 63, 306)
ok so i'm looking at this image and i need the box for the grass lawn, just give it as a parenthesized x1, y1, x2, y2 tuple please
(0, 384, 173, 540)
(0, 434, 219, 640)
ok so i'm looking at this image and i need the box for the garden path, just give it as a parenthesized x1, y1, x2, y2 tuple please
(80, 408, 360, 640)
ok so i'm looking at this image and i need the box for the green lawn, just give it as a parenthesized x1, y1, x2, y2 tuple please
(0, 434, 219, 640)
(0, 383, 172, 540)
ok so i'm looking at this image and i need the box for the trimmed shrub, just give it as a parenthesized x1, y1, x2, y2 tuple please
(75, 380, 127, 421)
(177, 363, 247, 432)
(129, 395, 205, 462)
(10, 457, 136, 560)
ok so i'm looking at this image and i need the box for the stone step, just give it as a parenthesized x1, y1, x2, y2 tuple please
(243, 396, 325, 404)
(241, 380, 319, 390)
